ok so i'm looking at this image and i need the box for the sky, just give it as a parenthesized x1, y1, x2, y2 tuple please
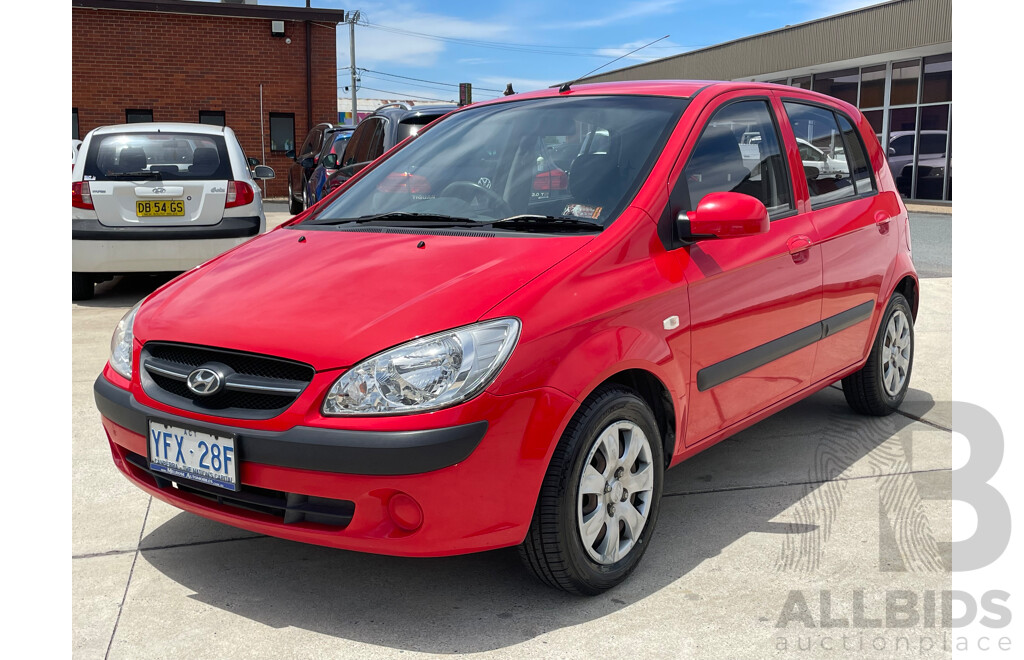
(223, 0, 885, 103)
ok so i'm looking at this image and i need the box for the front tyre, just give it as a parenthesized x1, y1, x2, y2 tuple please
(842, 292, 914, 415)
(288, 179, 303, 215)
(519, 384, 664, 595)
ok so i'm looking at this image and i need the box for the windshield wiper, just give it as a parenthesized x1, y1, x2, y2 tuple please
(305, 212, 480, 227)
(485, 215, 604, 232)
(106, 170, 162, 180)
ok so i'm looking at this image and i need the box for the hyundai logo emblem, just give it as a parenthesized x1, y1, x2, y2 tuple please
(186, 367, 223, 396)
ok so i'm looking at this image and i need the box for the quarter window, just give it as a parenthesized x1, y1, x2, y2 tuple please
(836, 114, 876, 196)
(680, 100, 792, 216)
(783, 102, 858, 208)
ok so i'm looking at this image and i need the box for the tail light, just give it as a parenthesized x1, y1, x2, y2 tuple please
(72, 181, 94, 210)
(376, 172, 431, 194)
(532, 170, 568, 191)
(225, 181, 255, 208)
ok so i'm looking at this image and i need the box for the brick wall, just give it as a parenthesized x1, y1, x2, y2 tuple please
(72, 8, 338, 197)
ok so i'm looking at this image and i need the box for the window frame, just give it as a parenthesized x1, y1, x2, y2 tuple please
(780, 97, 880, 212)
(672, 95, 796, 225)
(269, 112, 296, 153)
(199, 110, 226, 127)
(125, 109, 153, 124)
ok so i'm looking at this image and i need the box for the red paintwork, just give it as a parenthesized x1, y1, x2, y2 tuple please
(99, 80, 916, 556)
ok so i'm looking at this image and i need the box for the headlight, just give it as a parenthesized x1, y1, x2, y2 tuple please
(109, 302, 141, 379)
(322, 318, 521, 416)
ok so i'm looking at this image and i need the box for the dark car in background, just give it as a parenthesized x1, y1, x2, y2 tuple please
(320, 103, 455, 198)
(305, 128, 354, 208)
(287, 123, 354, 214)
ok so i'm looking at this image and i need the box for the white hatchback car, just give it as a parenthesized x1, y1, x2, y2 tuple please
(72, 123, 274, 300)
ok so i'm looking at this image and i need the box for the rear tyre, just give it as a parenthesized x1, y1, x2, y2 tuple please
(72, 272, 94, 301)
(288, 179, 303, 215)
(842, 292, 914, 416)
(519, 384, 664, 595)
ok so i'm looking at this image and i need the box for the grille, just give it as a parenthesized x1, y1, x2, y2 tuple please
(141, 342, 315, 419)
(124, 452, 354, 528)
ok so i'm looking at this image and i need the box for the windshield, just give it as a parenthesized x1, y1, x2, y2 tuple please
(305, 95, 686, 228)
(82, 132, 232, 181)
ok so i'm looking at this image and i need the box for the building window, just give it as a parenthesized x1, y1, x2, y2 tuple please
(921, 54, 952, 104)
(790, 76, 811, 90)
(859, 65, 886, 109)
(890, 60, 920, 106)
(72, 108, 79, 140)
(269, 113, 295, 153)
(199, 111, 225, 126)
(812, 68, 858, 105)
(126, 109, 153, 123)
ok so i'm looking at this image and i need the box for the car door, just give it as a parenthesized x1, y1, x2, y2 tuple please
(669, 94, 824, 447)
(777, 97, 903, 383)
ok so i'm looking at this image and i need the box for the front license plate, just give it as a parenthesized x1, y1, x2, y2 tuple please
(147, 420, 238, 491)
(136, 199, 184, 217)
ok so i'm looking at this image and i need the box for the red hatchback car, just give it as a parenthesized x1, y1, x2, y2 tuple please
(95, 81, 917, 594)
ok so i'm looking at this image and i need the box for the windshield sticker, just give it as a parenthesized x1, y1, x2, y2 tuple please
(564, 203, 603, 220)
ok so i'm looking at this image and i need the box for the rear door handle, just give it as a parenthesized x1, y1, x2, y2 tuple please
(874, 210, 891, 226)
(787, 234, 813, 254)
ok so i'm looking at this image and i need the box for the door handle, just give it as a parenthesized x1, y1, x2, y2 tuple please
(874, 210, 891, 234)
(787, 234, 813, 254)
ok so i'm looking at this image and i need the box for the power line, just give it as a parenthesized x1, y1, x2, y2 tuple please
(361, 21, 689, 55)
(354, 85, 458, 103)
(359, 68, 505, 93)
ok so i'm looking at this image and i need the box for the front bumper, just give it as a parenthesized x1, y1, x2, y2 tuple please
(95, 375, 577, 556)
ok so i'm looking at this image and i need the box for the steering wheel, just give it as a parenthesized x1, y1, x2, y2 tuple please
(439, 181, 513, 216)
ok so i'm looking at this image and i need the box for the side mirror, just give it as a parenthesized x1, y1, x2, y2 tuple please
(247, 157, 260, 167)
(322, 153, 339, 170)
(677, 192, 768, 241)
(300, 156, 316, 169)
(252, 165, 276, 180)
(285, 149, 296, 160)
(887, 147, 896, 157)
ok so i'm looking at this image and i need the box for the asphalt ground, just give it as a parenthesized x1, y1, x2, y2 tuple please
(73, 209, 953, 659)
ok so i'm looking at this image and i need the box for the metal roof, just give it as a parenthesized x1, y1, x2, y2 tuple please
(579, 0, 951, 84)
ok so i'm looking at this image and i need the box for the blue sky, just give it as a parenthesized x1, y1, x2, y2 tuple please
(248, 0, 884, 103)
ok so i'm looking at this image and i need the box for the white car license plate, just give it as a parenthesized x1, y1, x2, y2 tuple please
(148, 420, 238, 491)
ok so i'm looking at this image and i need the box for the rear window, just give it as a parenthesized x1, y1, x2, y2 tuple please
(397, 114, 443, 142)
(82, 132, 232, 181)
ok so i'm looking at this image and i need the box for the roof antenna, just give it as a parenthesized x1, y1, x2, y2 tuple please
(558, 35, 669, 92)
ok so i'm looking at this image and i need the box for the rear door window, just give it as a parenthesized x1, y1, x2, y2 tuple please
(680, 99, 793, 217)
(341, 118, 386, 167)
(836, 114, 876, 195)
(783, 102, 857, 208)
(83, 132, 231, 181)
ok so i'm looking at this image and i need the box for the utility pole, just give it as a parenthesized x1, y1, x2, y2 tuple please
(348, 10, 360, 124)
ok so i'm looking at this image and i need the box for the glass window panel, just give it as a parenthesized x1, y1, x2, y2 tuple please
(859, 65, 886, 108)
(922, 54, 952, 104)
(890, 59, 920, 105)
(767, 79, 787, 85)
(791, 76, 811, 90)
(72, 108, 80, 140)
(914, 104, 950, 200)
(837, 114, 875, 195)
(888, 107, 917, 197)
(199, 111, 225, 127)
(269, 113, 295, 152)
(812, 68, 859, 105)
(126, 109, 153, 123)
(783, 102, 855, 208)
(681, 100, 792, 215)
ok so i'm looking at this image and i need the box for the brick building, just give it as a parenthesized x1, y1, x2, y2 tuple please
(71, 0, 345, 197)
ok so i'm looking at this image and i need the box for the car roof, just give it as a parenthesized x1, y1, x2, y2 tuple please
(89, 122, 227, 136)
(373, 105, 458, 122)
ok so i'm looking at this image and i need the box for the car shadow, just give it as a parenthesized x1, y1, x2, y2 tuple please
(75, 273, 179, 308)
(139, 387, 944, 653)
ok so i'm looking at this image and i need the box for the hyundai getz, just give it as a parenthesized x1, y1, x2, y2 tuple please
(94, 81, 917, 595)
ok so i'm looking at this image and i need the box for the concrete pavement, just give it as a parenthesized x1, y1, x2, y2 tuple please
(73, 252, 952, 658)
